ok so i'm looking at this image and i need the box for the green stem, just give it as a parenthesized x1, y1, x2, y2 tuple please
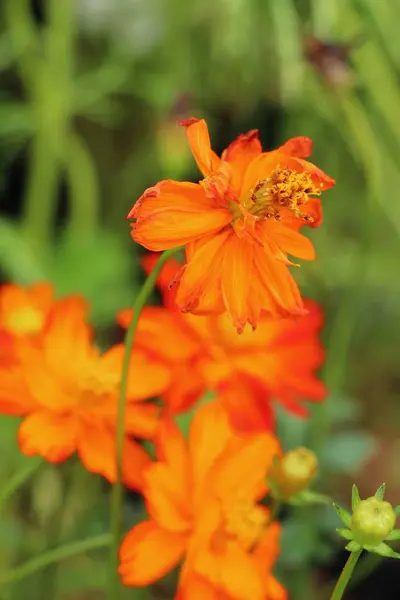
(0, 457, 42, 508)
(0, 533, 111, 587)
(108, 247, 181, 599)
(330, 550, 362, 600)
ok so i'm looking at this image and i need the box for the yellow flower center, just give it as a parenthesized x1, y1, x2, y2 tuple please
(4, 308, 44, 335)
(223, 497, 267, 551)
(245, 167, 322, 223)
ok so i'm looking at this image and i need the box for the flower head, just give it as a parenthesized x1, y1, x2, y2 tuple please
(119, 401, 286, 600)
(0, 295, 170, 490)
(118, 257, 325, 430)
(129, 119, 335, 331)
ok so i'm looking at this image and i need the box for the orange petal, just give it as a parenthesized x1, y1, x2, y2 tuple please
(216, 376, 275, 434)
(179, 118, 220, 176)
(141, 253, 183, 307)
(124, 402, 160, 439)
(260, 221, 316, 261)
(119, 521, 187, 586)
(221, 129, 262, 195)
(221, 235, 255, 333)
(195, 543, 265, 600)
(77, 419, 150, 490)
(129, 180, 231, 251)
(146, 419, 191, 526)
(176, 229, 232, 315)
(18, 412, 78, 463)
(253, 244, 304, 316)
(188, 401, 233, 502)
(278, 136, 313, 158)
(176, 574, 225, 600)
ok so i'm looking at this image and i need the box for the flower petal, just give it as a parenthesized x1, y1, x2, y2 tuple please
(77, 419, 151, 490)
(145, 418, 191, 529)
(278, 136, 313, 158)
(129, 180, 231, 251)
(221, 234, 255, 333)
(221, 129, 262, 195)
(260, 220, 316, 261)
(119, 521, 187, 586)
(176, 229, 232, 315)
(18, 412, 78, 463)
(179, 118, 220, 176)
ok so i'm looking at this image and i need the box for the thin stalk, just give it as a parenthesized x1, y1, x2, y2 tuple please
(108, 247, 181, 599)
(0, 457, 42, 508)
(0, 534, 111, 587)
(330, 550, 362, 600)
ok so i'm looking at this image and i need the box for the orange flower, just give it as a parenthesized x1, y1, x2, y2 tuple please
(128, 119, 335, 331)
(118, 257, 325, 430)
(119, 401, 286, 600)
(0, 296, 171, 490)
(0, 282, 54, 361)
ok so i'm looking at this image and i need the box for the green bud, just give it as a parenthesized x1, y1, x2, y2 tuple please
(351, 496, 397, 546)
(269, 447, 318, 499)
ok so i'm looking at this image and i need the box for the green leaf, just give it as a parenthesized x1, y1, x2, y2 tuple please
(336, 528, 354, 541)
(375, 483, 386, 500)
(394, 505, 400, 517)
(352, 484, 361, 511)
(333, 503, 352, 527)
(346, 541, 362, 552)
(364, 542, 400, 559)
(386, 529, 400, 541)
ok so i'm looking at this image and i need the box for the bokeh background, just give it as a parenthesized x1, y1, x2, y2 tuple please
(0, 0, 399, 599)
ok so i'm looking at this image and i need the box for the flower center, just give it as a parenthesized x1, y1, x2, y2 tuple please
(4, 308, 44, 335)
(245, 167, 321, 223)
(223, 497, 267, 551)
(78, 369, 120, 405)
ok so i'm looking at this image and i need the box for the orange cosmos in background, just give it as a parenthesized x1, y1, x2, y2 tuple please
(118, 256, 325, 430)
(0, 282, 54, 361)
(119, 401, 286, 600)
(128, 118, 335, 332)
(0, 295, 171, 490)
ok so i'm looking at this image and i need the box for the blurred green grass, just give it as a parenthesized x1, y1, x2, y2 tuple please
(0, 0, 400, 598)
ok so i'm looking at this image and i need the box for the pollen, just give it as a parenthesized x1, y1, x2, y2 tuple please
(249, 167, 322, 223)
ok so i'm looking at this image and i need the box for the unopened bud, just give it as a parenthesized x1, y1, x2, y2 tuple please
(351, 496, 396, 546)
(269, 447, 318, 499)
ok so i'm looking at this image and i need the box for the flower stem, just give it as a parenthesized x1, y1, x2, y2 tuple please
(0, 457, 42, 508)
(330, 550, 362, 600)
(108, 247, 181, 599)
(0, 533, 111, 587)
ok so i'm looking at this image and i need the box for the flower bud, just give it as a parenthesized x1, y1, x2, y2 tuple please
(269, 447, 318, 499)
(351, 496, 396, 546)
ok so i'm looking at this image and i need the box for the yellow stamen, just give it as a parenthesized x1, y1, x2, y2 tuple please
(223, 496, 267, 551)
(248, 167, 322, 223)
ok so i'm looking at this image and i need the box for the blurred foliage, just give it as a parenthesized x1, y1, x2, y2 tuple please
(0, 0, 400, 598)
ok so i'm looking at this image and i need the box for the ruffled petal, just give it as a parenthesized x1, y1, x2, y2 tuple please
(259, 220, 316, 261)
(129, 180, 231, 251)
(176, 229, 232, 315)
(220, 234, 255, 333)
(252, 244, 304, 316)
(221, 129, 262, 195)
(278, 136, 313, 158)
(119, 521, 187, 586)
(179, 118, 221, 176)
(18, 412, 78, 462)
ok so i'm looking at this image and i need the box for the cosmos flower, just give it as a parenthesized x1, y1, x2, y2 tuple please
(128, 119, 335, 331)
(119, 401, 286, 600)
